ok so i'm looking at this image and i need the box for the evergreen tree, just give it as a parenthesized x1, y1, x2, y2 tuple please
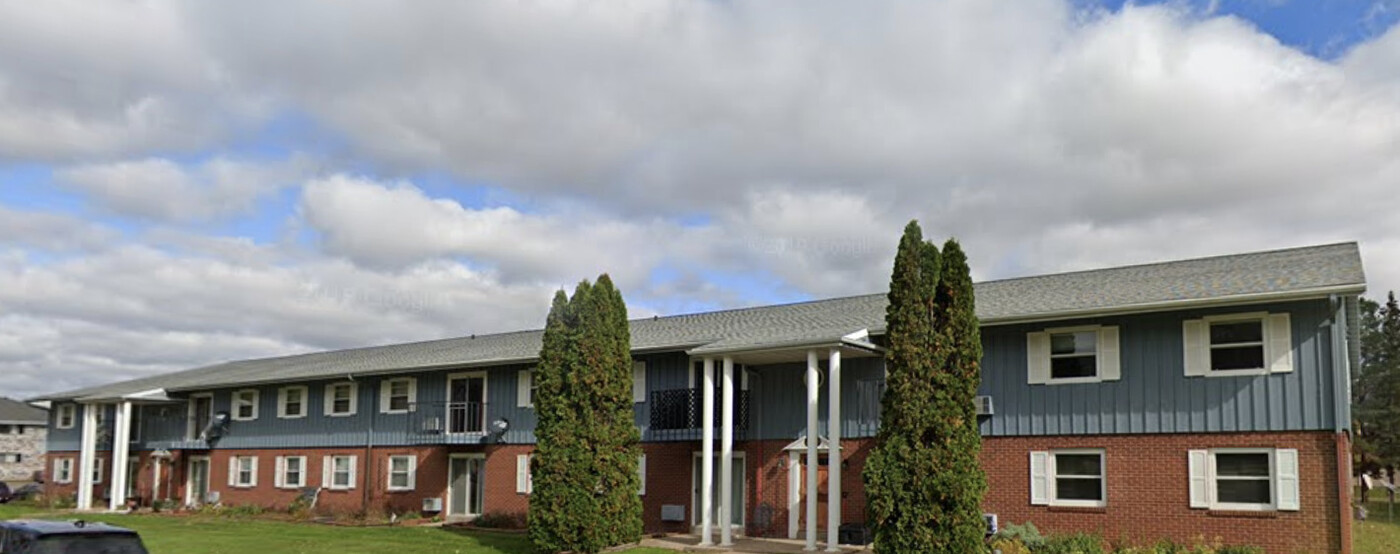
(1355, 293, 1400, 470)
(529, 276, 642, 553)
(863, 222, 987, 552)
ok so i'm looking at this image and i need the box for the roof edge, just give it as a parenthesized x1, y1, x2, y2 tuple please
(979, 283, 1366, 327)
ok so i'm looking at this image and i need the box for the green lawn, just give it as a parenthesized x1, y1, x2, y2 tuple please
(0, 504, 672, 554)
(1357, 494, 1400, 554)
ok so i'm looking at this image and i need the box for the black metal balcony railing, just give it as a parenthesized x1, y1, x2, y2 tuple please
(407, 401, 488, 438)
(649, 388, 749, 439)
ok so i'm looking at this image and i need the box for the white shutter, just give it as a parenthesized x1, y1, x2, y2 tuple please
(274, 457, 285, 488)
(250, 457, 259, 487)
(379, 380, 392, 413)
(633, 361, 647, 403)
(1098, 326, 1121, 381)
(323, 386, 334, 416)
(517, 370, 532, 408)
(516, 454, 531, 494)
(347, 456, 357, 489)
(1027, 332, 1051, 384)
(1029, 451, 1050, 505)
(1276, 448, 1300, 511)
(1188, 450, 1210, 508)
(1183, 320, 1209, 377)
(321, 456, 332, 488)
(638, 454, 647, 496)
(228, 457, 238, 487)
(1267, 313, 1294, 373)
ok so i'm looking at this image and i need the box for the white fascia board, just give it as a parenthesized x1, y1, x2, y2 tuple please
(978, 284, 1366, 327)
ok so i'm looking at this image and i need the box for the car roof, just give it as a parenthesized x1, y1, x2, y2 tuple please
(0, 520, 140, 536)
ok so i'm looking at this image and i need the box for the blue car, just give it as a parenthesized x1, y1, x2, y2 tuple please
(0, 520, 148, 554)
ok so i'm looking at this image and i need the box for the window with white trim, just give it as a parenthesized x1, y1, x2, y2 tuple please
(54, 458, 73, 483)
(325, 383, 358, 417)
(516, 454, 533, 494)
(1029, 449, 1106, 507)
(275, 456, 306, 489)
(1183, 313, 1293, 377)
(278, 386, 307, 419)
(230, 456, 258, 488)
(232, 389, 260, 421)
(517, 369, 537, 408)
(381, 378, 416, 414)
(1189, 448, 1299, 511)
(387, 455, 417, 491)
(633, 361, 647, 403)
(1027, 326, 1120, 384)
(324, 455, 356, 490)
(92, 457, 104, 484)
(56, 404, 76, 429)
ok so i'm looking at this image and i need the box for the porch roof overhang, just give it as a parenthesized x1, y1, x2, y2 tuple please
(684, 329, 883, 365)
(76, 387, 180, 404)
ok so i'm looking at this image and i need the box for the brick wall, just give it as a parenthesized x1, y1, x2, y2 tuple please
(980, 431, 1347, 554)
(0, 424, 45, 483)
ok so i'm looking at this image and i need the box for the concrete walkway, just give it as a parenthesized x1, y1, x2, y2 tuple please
(639, 534, 868, 553)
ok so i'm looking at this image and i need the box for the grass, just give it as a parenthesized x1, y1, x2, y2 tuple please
(1357, 493, 1400, 554)
(0, 503, 674, 554)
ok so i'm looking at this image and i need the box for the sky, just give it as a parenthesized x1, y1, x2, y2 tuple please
(2, 0, 1398, 400)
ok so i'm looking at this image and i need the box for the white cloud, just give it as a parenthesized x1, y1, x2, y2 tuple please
(56, 156, 311, 221)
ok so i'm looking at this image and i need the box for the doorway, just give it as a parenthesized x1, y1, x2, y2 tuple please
(692, 452, 746, 531)
(448, 454, 485, 517)
(447, 372, 487, 434)
(185, 456, 210, 507)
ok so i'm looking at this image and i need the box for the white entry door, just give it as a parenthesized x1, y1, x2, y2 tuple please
(185, 456, 210, 507)
(692, 452, 745, 529)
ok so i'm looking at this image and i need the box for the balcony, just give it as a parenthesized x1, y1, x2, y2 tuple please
(648, 388, 749, 441)
(407, 401, 489, 444)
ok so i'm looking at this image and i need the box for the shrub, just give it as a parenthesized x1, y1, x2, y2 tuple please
(1041, 533, 1104, 554)
(474, 511, 528, 529)
(992, 522, 1046, 550)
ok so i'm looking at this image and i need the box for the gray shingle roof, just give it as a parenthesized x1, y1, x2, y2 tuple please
(37, 242, 1364, 402)
(0, 397, 48, 424)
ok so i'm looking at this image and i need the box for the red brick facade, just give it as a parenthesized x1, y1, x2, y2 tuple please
(46, 430, 1349, 553)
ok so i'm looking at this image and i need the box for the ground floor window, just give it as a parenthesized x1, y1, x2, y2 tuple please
(1029, 449, 1106, 507)
(229, 456, 258, 488)
(276, 456, 307, 489)
(323, 455, 356, 490)
(54, 458, 73, 483)
(1190, 448, 1299, 511)
(387, 455, 417, 491)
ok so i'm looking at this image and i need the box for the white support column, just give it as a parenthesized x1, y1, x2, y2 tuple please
(805, 350, 819, 551)
(109, 401, 133, 511)
(826, 348, 842, 551)
(699, 357, 715, 546)
(788, 452, 801, 539)
(76, 403, 99, 511)
(151, 459, 162, 504)
(720, 356, 735, 547)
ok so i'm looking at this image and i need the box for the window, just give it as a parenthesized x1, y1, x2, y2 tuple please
(1030, 449, 1106, 507)
(1027, 326, 1120, 384)
(380, 378, 416, 414)
(638, 454, 647, 496)
(275, 456, 306, 489)
(93, 457, 104, 484)
(232, 390, 260, 421)
(0, 453, 20, 463)
(0, 425, 9, 434)
(57, 404, 76, 429)
(1189, 448, 1299, 511)
(1183, 313, 1293, 376)
(324, 455, 356, 490)
(324, 383, 358, 417)
(278, 386, 307, 419)
(126, 456, 139, 498)
(517, 369, 537, 408)
(387, 455, 417, 491)
(229, 456, 258, 488)
(54, 458, 73, 483)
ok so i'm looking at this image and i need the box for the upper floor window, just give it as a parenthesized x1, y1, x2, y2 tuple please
(1030, 449, 1106, 508)
(633, 361, 647, 403)
(324, 383, 358, 417)
(1183, 313, 1293, 377)
(232, 390, 260, 421)
(188, 394, 213, 440)
(380, 378, 416, 414)
(517, 369, 538, 408)
(278, 386, 307, 419)
(56, 404, 76, 429)
(1189, 448, 1299, 511)
(1027, 326, 1121, 385)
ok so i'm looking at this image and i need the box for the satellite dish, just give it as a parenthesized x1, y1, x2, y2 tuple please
(201, 412, 230, 440)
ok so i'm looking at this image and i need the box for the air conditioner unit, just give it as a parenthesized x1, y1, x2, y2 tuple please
(660, 504, 685, 522)
(984, 513, 998, 536)
(974, 395, 994, 416)
(421, 417, 443, 434)
(206, 491, 221, 505)
(422, 497, 444, 512)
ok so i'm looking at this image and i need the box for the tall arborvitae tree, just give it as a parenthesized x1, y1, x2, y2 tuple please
(529, 276, 642, 554)
(864, 222, 988, 552)
(929, 239, 989, 550)
(1355, 293, 1400, 470)
(863, 221, 944, 551)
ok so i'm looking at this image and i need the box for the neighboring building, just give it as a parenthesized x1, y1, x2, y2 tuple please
(0, 397, 48, 483)
(35, 243, 1363, 553)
